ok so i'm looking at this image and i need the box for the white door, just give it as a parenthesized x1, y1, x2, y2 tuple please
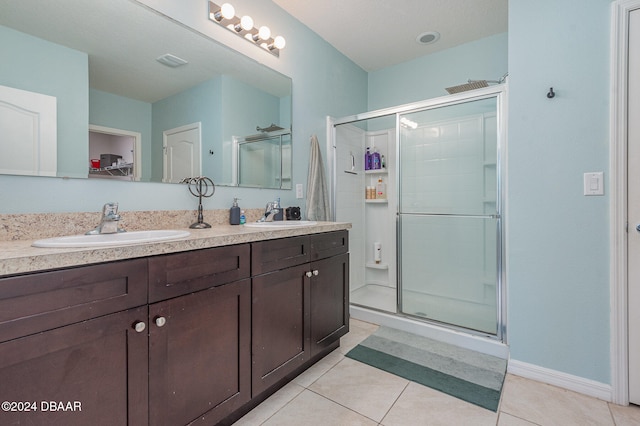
(628, 8, 640, 405)
(0, 85, 57, 176)
(163, 123, 201, 183)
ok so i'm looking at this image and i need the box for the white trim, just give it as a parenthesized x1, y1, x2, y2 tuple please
(610, 0, 640, 406)
(508, 360, 613, 402)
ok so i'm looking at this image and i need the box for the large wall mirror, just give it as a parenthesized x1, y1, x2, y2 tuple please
(0, 0, 292, 188)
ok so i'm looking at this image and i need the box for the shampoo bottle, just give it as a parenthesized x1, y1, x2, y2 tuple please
(376, 178, 387, 199)
(365, 147, 372, 170)
(229, 198, 241, 225)
(372, 148, 381, 169)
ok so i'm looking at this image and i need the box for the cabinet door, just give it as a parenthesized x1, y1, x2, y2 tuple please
(149, 279, 251, 426)
(252, 264, 310, 395)
(0, 306, 148, 426)
(310, 253, 350, 357)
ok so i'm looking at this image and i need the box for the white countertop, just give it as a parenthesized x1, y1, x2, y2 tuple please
(0, 222, 351, 277)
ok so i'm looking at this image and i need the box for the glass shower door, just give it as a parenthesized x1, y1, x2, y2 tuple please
(398, 96, 501, 335)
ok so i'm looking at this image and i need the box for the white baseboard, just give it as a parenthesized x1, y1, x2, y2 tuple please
(508, 359, 612, 402)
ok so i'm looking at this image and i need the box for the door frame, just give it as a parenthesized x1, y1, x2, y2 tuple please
(610, 0, 640, 406)
(89, 124, 141, 181)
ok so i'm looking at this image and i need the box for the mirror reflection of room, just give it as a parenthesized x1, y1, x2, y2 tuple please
(0, 0, 292, 187)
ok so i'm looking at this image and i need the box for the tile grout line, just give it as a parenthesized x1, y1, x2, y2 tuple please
(377, 381, 411, 425)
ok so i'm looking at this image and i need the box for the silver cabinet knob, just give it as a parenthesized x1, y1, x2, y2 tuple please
(313, 270, 319, 276)
(133, 321, 146, 333)
(155, 316, 167, 327)
(636, 224, 640, 232)
(305, 271, 313, 278)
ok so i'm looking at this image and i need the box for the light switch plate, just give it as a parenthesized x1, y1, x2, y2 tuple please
(296, 183, 303, 199)
(583, 172, 604, 196)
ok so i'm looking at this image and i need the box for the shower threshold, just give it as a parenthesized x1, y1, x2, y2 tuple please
(349, 304, 508, 359)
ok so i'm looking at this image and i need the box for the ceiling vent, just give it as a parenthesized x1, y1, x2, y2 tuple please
(156, 53, 188, 68)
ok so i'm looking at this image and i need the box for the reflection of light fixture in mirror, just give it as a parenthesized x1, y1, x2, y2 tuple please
(400, 117, 418, 129)
(156, 53, 188, 68)
(208, 1, 286, 57)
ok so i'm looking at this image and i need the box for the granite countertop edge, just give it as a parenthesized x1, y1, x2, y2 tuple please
(0, 222, 351, 277)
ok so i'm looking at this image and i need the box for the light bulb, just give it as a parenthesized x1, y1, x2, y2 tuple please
(258, 26, 271, 40)
(240, 15, 253, 31)
(220, 3, 235, 20)
(273, 36, 286, 49)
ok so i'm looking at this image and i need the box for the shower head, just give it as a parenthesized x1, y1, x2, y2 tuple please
(445, 80, 489, 94)
(445, 73, 509, 94)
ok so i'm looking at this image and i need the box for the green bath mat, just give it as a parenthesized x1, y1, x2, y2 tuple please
(345, 327, 507, 412)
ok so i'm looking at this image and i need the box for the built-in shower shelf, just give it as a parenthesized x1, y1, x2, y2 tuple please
(365, 169, 387, 175)
(365, 199, 388, 204)
(366, 262, 389, 270)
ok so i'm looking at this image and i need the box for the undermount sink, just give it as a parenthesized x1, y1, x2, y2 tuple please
(32, 230, 191, 248)
(244, 220, 317, 228)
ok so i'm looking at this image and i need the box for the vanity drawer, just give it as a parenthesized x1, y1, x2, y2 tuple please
(148, 244, 250, 303)
(310, 230, 349, 261)
(251, 235, 311, 275)
(0, 258, 148, 343)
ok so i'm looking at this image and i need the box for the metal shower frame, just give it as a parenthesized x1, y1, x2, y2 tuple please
(326, 84, 508, 343)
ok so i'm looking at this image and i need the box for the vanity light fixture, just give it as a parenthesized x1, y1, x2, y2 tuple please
(208, 1, 286, 57)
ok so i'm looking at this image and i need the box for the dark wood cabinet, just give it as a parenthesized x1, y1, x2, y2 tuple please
(0, 306, 149, 426)
(149, 278, 251, 426)
(251, 264, 310, 395)
(251, 231, 349, 396)
(310, 253, 350, 357)
(0, 230, 348, 425)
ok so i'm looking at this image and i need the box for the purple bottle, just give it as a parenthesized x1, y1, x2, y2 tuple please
(372, 149, 381, 169)
(365, 147, 372, 170)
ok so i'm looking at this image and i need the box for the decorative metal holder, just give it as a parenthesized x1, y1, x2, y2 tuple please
(182, 176, 215, 229)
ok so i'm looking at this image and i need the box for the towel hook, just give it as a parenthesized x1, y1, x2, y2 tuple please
(547, 87, 555, 99)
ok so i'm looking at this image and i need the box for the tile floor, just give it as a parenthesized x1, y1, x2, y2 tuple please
(235, 319, 640, 426)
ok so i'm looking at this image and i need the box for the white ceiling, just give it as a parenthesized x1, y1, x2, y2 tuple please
(272, 0, 508, 72)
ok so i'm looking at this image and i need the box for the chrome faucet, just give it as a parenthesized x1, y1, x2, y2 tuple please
(258, 201, 280, 222)
(86, 202, 125, 234)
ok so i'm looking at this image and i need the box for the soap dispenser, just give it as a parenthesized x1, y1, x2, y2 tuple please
(230, 198, 241, 225)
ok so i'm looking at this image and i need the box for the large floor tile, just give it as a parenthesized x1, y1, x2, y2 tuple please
(234, 382, 305, 426)
(262, 389, 377, 426)
(309, 357, 408, 422)
(381, 381, 498, 426)
(292, 348, 343, 388)
(609, 402, 640, 426)
(339, 322, 378, 354)
(500, 374, 614, 426)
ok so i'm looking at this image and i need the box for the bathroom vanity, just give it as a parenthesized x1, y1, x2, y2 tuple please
(0, 223, 349, 425)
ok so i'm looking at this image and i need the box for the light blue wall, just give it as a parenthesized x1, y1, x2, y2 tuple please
(507, 0, 611, 383)
(0, 25, 88, 178)
(368, 33, 508, 110)
(0, 0, 367, 214)
(152, 78, 223, 182)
